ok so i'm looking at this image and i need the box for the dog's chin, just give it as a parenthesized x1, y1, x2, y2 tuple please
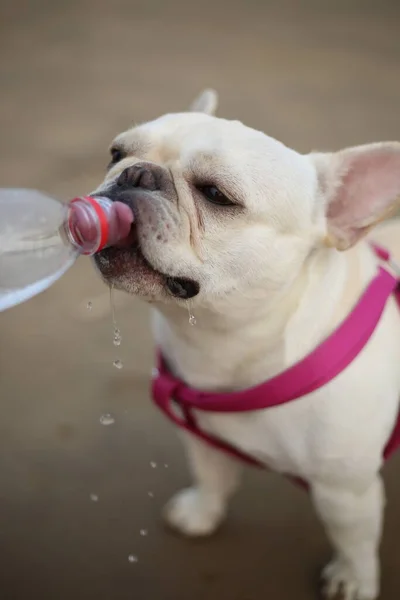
(94, 246, 200, 302)
(94, 245, 164, 299)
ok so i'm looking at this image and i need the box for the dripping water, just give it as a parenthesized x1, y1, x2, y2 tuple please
(110, 285, 123, 369)
(187, 302, 197, 326)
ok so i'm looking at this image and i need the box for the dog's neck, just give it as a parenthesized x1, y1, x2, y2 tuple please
(152, 244, 371, 392)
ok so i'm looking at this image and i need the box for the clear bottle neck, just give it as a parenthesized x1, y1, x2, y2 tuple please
(64, 196, 133, 255)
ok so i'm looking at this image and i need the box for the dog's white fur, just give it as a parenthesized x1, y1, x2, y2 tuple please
(94, 91, 400, 600)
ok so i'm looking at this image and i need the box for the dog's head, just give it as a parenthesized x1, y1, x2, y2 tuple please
(94, 90, 400, 314)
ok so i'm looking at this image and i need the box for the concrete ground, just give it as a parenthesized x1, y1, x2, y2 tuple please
(1, 1, 400, 598)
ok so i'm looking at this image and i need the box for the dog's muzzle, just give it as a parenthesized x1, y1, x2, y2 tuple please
(97, 163, 200, 300)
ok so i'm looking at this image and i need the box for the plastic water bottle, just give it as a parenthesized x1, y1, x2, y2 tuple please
(0, 188, 134, 312)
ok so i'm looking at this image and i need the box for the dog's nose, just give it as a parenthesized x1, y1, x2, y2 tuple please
(117, 164, 159, 191)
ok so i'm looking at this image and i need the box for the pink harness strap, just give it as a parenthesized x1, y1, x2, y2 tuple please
(152, 245, 400, 470)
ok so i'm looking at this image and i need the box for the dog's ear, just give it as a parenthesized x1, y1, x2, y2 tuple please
(189, 89, 218, 116)
(312, 142, 400, 250)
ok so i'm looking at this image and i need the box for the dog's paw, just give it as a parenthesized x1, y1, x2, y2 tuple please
(163, 487, 226, 537)
(322, 558, 378, 600)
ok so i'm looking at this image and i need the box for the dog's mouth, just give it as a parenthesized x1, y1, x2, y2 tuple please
(95, 223, 200, 300)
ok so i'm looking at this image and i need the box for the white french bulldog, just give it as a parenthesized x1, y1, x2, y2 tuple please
(93, 90, 400, 600)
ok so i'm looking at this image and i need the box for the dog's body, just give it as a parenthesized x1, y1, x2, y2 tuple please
(94, 91, 400, 600)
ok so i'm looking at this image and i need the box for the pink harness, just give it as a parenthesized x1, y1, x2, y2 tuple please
(152, 244, 400, 472)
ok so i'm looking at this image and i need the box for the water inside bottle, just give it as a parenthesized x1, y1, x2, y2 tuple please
(0, 190, 76, 312)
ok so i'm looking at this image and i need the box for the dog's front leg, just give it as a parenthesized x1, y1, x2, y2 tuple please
(163, 434, 242, 537)
(311, 476, 384, 600)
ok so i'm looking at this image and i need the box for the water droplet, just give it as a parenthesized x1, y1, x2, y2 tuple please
(187, 303, 197, 326)
(164, 463, 169, 469)
(147, 491, 154, 498)
(90, 493, 99, 502)
(150, 461, 157, 469)
(110, 285, 124, 361)
(87, 301, 93, 311)
(152, 367, 159, 378)
(100, 413, 115, 426)
(113, 328, 122, 346)
(128, 554, 138, 563)
(140, 529, 148, 537)
(110, 284, 116, 319)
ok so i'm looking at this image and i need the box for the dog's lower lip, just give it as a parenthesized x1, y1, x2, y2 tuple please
(99, 230, 200, 300)
(116, 230, 200, 299)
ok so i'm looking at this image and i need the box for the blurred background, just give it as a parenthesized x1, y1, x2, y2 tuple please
(1, 0, 400, 598)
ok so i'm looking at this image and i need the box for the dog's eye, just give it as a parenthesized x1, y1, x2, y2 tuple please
(198, 185, 234, 206)
(108, 147, 125, 168)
